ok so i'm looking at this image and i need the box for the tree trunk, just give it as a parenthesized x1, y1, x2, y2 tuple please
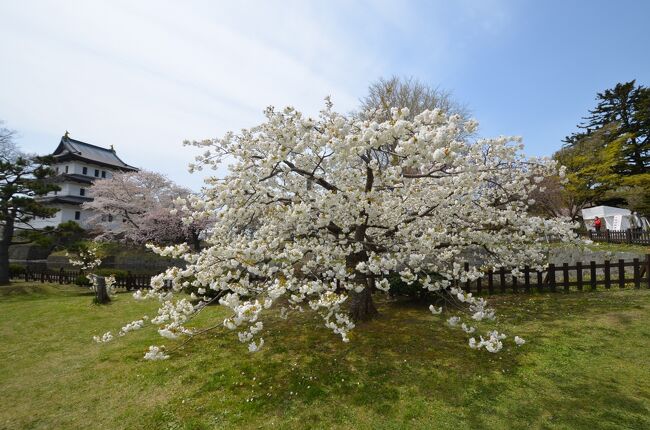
(346, 218, 379, 321)
(349, 278, 378, 321)
(94, 276, 111, 304)
(0, 222, 14, 286)
(0, 243, 10, 286)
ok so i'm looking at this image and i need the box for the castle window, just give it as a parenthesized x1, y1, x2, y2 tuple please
(82, 167, 88, 175)
(65, 166, 69, 173)
(94, 169, 100, 177)
(101, 170, 106, 178)
(79, 188, 86, 196)
(74, 211, 81, 220)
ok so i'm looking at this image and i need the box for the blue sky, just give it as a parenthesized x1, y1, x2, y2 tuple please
(1, 0, 648, 190)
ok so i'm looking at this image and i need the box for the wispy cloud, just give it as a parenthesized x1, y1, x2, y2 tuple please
(0, 0, 514, 189)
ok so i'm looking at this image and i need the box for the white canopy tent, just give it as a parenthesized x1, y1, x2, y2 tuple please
(581, 205, 650, 231)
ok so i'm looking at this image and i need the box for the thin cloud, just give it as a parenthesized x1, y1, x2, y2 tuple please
(0, 0, 516, 189)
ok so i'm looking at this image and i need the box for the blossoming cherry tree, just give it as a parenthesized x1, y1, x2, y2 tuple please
(98, 100, 577, 357)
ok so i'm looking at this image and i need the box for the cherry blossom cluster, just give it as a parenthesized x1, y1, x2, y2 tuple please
(143, 345, 169, 361)
(104, 100, 578, 359)
(67, 245, 119, 296)
(67, 245, 102, 271)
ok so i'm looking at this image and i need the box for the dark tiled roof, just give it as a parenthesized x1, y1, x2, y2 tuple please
(53, 173, 94, 185)
(52, 135, 138, 171)
(37, 195, 93, 206)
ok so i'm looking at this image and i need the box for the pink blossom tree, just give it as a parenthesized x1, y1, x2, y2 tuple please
(83, 170, 205, 249)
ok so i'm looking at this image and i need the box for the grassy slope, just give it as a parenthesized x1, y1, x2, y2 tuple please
(556, 241, 650, 255)
(584, 242, 650, 254)
(1, 283, 649, 430)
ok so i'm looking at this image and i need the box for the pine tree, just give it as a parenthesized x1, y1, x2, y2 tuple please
(561, 81, 650, 217)
(0, 127, 60, 285)
(565, 80, 649, 174)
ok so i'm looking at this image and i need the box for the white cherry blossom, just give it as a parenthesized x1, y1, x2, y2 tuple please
(143, 345, 170, 361)
(101, 100, 578, 358)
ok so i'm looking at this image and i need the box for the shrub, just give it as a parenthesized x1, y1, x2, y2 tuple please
(75, 269, 129, 286)
(9, 264, 26, 277)
(75, 274, 91, 287)
(387, 272, 445, 302)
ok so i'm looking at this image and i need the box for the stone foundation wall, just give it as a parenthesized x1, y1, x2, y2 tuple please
(46, 254, 183, 274)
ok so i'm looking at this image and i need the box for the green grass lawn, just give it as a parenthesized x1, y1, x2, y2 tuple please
(1, 282, 650, 429)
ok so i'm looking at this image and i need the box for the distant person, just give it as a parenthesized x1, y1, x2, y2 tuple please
(594, 216, 602, 232)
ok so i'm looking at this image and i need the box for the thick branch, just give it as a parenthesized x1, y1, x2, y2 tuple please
(282, 160, 339, 192)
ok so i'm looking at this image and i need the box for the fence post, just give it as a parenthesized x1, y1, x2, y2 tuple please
(633, 258, 640, 289)
(537, 270, 543, 292)
(476, 277, 482, 294)
(606, 229, 611, 243)
(548, 264, 556, 293)
(576, 262, 583, 291)
(646, 255, 650, 289)
(604, 260, 611, 289)
(590, 261, 597, 290)
(512, 273, 518, 293)
(618, 259, 626, 288)
(626, 229, 632, 244)
(563, 263, 570, 292)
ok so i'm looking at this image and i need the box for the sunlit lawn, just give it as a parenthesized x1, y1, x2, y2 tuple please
(1, 282, 649, 429)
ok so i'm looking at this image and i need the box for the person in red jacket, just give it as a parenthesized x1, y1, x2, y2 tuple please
(593, 216, 602, 232)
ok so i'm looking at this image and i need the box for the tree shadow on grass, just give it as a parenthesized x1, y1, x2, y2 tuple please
(154, 297, 517, 427)
(143, 290, 650, 428)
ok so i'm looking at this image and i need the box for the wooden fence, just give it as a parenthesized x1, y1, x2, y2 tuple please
(11, 254, 650, 295)
(13, 269, 156, 291)
(588, 229, 650, 245)
(458, 254, 650, 294)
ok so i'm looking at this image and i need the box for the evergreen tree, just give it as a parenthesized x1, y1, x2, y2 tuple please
(0, 126, 59, 285)
(565, 80, 649, 174)
(561, 81, 650, 217)
(547, 124, 624, 219)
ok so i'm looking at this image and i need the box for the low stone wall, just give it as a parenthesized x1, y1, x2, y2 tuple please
(9, 244, 51, 261)
(9, 244, 51, 271)
(549, 247, 646, 266)
(46, 254, 183, 274)
(114, 254, 185, 273)
(8, 259, 48, 271)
